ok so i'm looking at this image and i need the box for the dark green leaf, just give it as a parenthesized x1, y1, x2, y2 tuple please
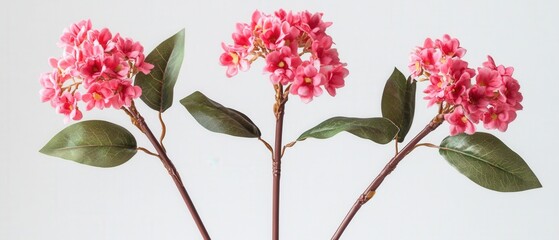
(381, 68, 416, 142)
(297, 117, 398, 144)
(39, 120, 137, 168)
(439, 132, 541, 192)
(180, 91, 261, 138)
(135, 29, 185, 112)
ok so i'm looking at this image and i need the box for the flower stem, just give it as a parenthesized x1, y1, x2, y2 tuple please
(272, 84, 287, 240)
(127, 105, 211, 240)
(331, 115, 444, 240)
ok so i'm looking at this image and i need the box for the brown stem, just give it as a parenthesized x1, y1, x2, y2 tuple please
(128, 105, 211, 240)
(272, 85, 287, 240)
(331, 115, 444, 240)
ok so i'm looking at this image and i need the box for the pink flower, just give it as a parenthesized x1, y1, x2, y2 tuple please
(482, 105, 516, 132)
(115, 34, 144, 59)
(300, 11, 332, 39)
(475, 66, 502, 95)
(232, 23, 253, 48)
(322, 64, 348, 96)
(87, 28, 115, 52)
(220, 43, 250, 77)
(259, 16, 292, 50)
(81, 83, 113, 110)
(39, 71, 65, 104)
(445, 107, 476, 136)
(463, 85, 489, 123)
(444, 72, 471, 105)
(79, 57, 105, 86)
(103, 53, 130, 79)
(264, 46, 301, 84)
(440, 58, 475, 81)
(108, 79, 142, 109)
(291, 60, 324, 103)
(483, 55, 514, 77)
(55, 92, 83, 123)
(409, 38, 442, 77)
(134, 54, 154, 75)
(499, 76, 523, 110)
(423, 74, 447, 107)
(435, 34, 466, 58)
(59, 19, 92, 47)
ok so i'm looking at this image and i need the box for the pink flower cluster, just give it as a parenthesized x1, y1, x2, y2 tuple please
(220, 9, 348, 103)
(409, 35, 523, 135)
(40, 20, 153, 122)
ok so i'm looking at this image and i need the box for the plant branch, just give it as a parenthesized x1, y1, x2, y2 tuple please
(281, 141, 297, 158)
(272, 84, 287, 240)
(259, 137, 274, 157)
(413, 142, 440, 151)
(331, 114, 444, 240)
(137, 147, 159, 157)
(126, 102, 211, 240)
(158, 112, 167, 153)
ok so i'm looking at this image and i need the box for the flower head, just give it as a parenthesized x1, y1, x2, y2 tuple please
(411, 35, 523, 135)
(40, 20, 152, 122)
(220, 9, 348, 103)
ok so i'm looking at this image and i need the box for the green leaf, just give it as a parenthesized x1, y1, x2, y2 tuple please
(439, 132, 541, 192)
(180, 91, 261, 138)
(381, 68, 416, 142)
(297, 117, 398, 144)
(39, 120, 137, 168)
(135, 28, 185, 112)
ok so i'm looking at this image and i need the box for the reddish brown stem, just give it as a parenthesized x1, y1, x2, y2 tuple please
(131, 108, 211, 240)
(272, 85, 287, 240)
(331, 116, 443, 240)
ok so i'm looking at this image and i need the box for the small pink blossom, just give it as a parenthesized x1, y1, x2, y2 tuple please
(60, 19, 92, 47)
(444, 72, 471, 105)
(409, 39, 442, 77)
(55, 92, 83, 123)
(440, 58, 475, 81)
(423, 74, 447, 107)
(435, 34, 466, 58)
(475, 67, 501, 94)
(445, 107, 476, 136)
(108, 79, 142, 109)
(299, 11, 332, 40)
(264, 46, 301, 84)
(291, 60, 324, 103)
(259, 16, 290, 50)
(482, 105, 516, 132)
(322, 64, 348, 96)
(463, 85, 489, 123)
(79, 57, 105, 86)
(232, 23, 254, 48)
(39, 71, 65, 104)
(134, 54, 154, 75)
(82, 83, 113, 110)
(115, 35, 144, 59)
(219, 43, 250, 78)
(103, 53, 130, 79)
(483, 55, 514, 77)
(499, 76, 523, 110)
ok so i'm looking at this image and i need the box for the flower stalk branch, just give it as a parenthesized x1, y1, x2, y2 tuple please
(272, 84, 288, 240)
(331, 114, 444, 240)
(127, 102, 211, 240)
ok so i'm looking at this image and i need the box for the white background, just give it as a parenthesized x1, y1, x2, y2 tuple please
(1, 0, 558, 239)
